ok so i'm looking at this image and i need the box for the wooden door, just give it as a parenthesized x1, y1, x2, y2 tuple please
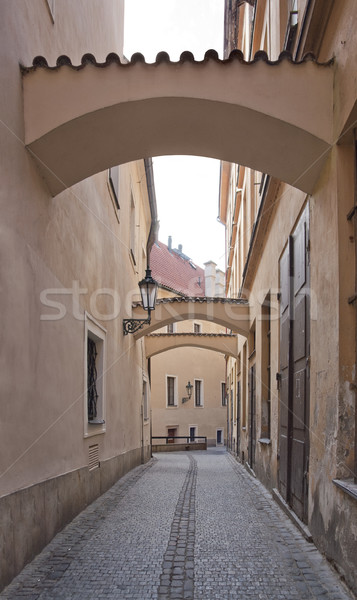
(279, 205, 310, 523)
(248, 364, 256, 468)
(236, 380, 241, 457)
(167, 428, 176, 443)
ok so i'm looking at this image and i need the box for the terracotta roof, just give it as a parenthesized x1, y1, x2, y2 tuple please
(21, 50, 332, 73)
(150, 241, 205, 297)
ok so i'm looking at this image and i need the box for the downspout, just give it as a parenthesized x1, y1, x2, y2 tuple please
(144, 158, 159, 267)
(144, 158, 158, 461)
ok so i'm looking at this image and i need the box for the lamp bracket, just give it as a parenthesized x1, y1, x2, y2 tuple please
(123, 317, 150, 335)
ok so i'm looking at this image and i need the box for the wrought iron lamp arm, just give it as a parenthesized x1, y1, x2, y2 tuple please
(123, 311, 151, 335)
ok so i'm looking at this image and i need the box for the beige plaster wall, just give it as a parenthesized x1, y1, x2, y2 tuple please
(0, 0, 152, 588)
(223, 1, 357, 592)
(151, 318, 227, 446)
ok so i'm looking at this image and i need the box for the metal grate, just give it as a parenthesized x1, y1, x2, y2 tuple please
(87, 337, 98, 421)
(89, 444, 99, 471)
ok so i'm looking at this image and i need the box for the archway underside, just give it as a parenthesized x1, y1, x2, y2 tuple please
(145, 332, 238, 358)
(22, 52, 334, 196)
(131, 297, 250, 339)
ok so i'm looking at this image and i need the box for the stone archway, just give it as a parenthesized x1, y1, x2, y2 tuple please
(22, 50, 333, 196)
(145, 332, 238, 358)
(131, 297, 250, 338)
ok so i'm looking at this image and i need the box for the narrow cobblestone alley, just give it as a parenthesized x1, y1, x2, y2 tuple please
(1, 449, 354, 600)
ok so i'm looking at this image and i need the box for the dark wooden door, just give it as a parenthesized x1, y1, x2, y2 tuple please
(279, 205, 310, 523)
(167, 428, 176, 443)
(248, 364, 256, 468)
(236, 380, 241, 457)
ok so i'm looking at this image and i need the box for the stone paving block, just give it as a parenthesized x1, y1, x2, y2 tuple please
(0, 450, 354, 600)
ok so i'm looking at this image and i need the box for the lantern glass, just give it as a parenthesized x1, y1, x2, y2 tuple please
(139, 269, 158, 311)
(186, 381, 193, 398)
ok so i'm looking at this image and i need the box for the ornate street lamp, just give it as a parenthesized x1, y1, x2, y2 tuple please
(182, 381, 193, 403)
(123, 268, 158, 335)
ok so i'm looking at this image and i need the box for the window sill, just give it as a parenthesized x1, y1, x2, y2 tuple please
(332, 478, 357, 501)
(258, 437, 271, 445)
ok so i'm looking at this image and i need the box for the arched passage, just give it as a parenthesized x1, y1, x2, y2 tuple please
(22, 51, 334, 196)
(131, 297, 250, 339)
(145, 332, 238, 358)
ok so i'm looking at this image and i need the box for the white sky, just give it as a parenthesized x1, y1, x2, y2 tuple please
(124, 0, 226, 270)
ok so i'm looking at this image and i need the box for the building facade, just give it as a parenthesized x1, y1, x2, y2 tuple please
(0, 1, 155, 589)
(2, 0, 357, 595)
(220, 0, 357, 594)
(149, 240, 227, 448)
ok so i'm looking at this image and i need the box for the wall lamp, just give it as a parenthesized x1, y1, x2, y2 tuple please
(182, 381, 193, 403)
(123, 268, 158, 335)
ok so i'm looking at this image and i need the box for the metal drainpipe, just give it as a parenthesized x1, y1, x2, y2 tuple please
(144, 158, 159, 267)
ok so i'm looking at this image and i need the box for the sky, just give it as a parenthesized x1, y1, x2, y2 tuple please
(124, 0, 226, 270)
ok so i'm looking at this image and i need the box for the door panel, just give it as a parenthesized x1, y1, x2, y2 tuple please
(279, 205, 310, 523)
(248, 365, 256, 468)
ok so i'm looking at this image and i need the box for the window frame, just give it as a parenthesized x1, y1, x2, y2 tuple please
(221, 381, 227, 406)
(189, 425, 198, 442)
(194, 378, 204, 407)
(84, 313, 106, 438)
(130, 191, 137, 266)
(143, 377, 149, 421)
(166, 375, 178, 407)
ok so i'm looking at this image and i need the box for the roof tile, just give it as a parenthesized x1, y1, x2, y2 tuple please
(150, 241, 205, 297)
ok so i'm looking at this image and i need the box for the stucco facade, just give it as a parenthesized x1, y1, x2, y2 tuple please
(0, 1, 154, 590)
(150, 242, 227, 448)
(221, 0, 357, 594)
(2, 0, 357, 595)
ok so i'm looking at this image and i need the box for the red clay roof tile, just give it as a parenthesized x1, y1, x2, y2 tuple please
(150, 241, 205, 297)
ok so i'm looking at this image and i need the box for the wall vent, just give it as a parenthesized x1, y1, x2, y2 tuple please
(88, 444, 99, 471)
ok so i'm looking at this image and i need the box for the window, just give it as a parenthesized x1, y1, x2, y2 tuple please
(166, 375, 177, 407)
(108, 166, 120, 210)
(194, 379, 203, 407)
(249, 320, 256, 358)
(130, 192, 137, 265)
(84, 314, 106, 437)
(261, 294, 271, 439)
(221, 382, 227, 406)
(143, 379, 149, 421)
(193, 322, 202, 333)
(284, 0, 298, 53)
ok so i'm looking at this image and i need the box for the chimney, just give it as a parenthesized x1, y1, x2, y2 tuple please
(204, 260, 217, 297)
(215, 269, 225, 297)
(178, 244, 183, 254)
(168, 236, 172, 251)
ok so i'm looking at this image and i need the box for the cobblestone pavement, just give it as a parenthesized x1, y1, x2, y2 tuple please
(1, 449, 354, 600)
